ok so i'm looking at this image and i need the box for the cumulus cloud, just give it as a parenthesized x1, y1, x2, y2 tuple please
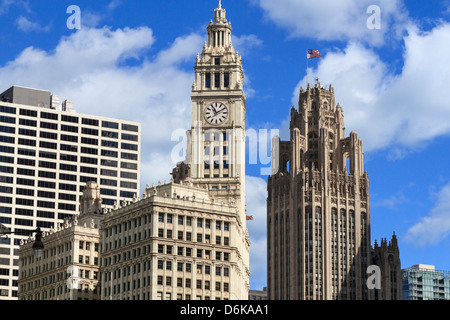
(255, 0, 410, 46)
(288, 22, 450, 154)
(0, 26, 203, 191)
(405, 183, 450, 246)
(15, 16, 51, 32)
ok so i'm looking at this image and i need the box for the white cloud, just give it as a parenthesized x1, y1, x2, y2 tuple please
(245, 175, 268, 288)
(15, 16, 51, 32)
(287, 22, 450, 154)
(255, 0, 410, 46)
(0, 26, 203, 192)
(405, 183, 450, 246)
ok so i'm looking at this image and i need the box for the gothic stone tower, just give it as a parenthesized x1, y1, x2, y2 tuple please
(267, 82, 371, 300)
(177, 1, 250, 299)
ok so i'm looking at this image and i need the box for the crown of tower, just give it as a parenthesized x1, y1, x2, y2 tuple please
(214, 0, 226, 23)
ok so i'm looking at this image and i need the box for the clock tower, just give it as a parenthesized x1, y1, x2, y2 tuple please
(171, 1, 250, 300)
(188, 0, 247, 224)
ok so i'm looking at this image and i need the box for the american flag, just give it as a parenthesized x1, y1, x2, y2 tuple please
(307, 49, 322, 59)
(246, 216, 254, 221)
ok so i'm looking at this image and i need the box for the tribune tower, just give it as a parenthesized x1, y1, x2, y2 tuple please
(267, 82, 371, 300)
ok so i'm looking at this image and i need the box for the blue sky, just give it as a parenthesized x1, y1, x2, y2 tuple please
(1, 0, 450, 292)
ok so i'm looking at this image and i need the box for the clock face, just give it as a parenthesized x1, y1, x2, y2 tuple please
(204, 102, 228, 125)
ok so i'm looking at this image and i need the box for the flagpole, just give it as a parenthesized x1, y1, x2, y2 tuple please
(306, 50, 309, 88)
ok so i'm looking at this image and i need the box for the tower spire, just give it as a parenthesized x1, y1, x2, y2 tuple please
(214, 0, 226, 23)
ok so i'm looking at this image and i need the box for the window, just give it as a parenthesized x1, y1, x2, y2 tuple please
(121, 133, 138, 142)
(19, 119, 37, 127)
(102, 121, 119, 129)
(82, 118, 99, 126)
(121, 162, 137, 170)
(82, 137, 98, 145)
(102, 130, 118, 139)
(60, 154, 77, 162)
(0, 136, 14, 144)
(102, 150, 118, 158)
(102, 140, 118, 148)
(81, 147, 98, 155)
(61, 115, 78, 123)
(121, 152, 138, 161)
(39, 141, 57, 149)
(41, 111, 58, 120)
(214, 73, 220, 88)
(0, 105, 16, 114)
(40, 151, 57, 159)
(205, 73, 211, 88)
(82, 128, 98, 136)
(224, 72, 230, 88)
(18, 128, 34, 136)
(81, 156, 98, 165)
(121, 143, 138, 151)
(122, 124, 139, 132)
(61, 124, 78, 133)
(40, 122, 58, 130)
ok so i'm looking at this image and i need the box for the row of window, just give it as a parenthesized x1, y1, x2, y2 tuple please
(158, 213, 230, 230)
(0, 175, 137, 190)
(0, 105, 139, 132)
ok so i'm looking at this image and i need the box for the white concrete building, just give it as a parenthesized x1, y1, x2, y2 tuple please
(0, 85, 140, 299)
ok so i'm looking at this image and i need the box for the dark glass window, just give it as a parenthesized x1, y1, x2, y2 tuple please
(17, 148, 36, 157)
(121, 143, 138, 151)
(224, 72, 230, 88)
(61, 115, 78, 123)
(38, 161, 56, 169)
(0, 105, 16, 114)
(102, 130, 118, 139)
(102, 121, 119, 129)
(214, 73, 220, 88)
(121, 152, 138, 161)
(40, 122, 58, 130)
(15, 187, 32, 199)
(40, 151, 57, 159)
(0, 136, 14, 144)
(19, 109, 37, 117)
(18, 138, 36, 146)
(82, 118, 99, 126)
(60, 154, 77, 162)
(19, 128, 36, 136)
(0, 126, 15, 134)
(61, 124, 78, 133)
(39, 141, 57, 149)
(81, 147, 98, 155)
(40, 131, 57, 139)
(121, 124, 138, 132)
(81, 137, 98, 145)
(41, 111, 58, 120)
(0, 115, 15, 124)
(121, 134, 138, 142)
(205, 73, 211, 88)
(82, 128, 98, 136)
(81, 156, 97, 164)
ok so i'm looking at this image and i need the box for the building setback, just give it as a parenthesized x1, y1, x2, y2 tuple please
(0, 85, 140, 299)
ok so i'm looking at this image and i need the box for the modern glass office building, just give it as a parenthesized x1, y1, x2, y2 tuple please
(402, 264, 450, 300)
(0, 85, 140, 299)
